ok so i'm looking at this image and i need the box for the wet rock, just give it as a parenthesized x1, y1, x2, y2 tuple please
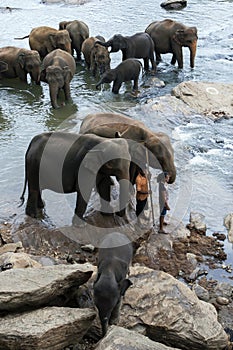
(192, 283, 210, 302)
(224, 213, 233, 243)
(0, 306, 96, 350)
(172, 81, 233, 120)
(0, 241, 23, 254)
(0, 263, 94, 313)
(0, 251, 42, 269)
(186, 267, 208, 282)
(160, 0, 187, 10)
(213, 282, 233, 299)
(189, 212, 207, 233)
(216, 297, 230, 306)
(95, 325, 182, 350)
(120, 266, 228, 350)
(212, 232, 226, 241)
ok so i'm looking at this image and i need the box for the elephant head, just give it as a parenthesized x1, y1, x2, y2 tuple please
(49, 30, 72, 55)
(92, 43, 111, 75)
(174, 27, 198, 68)
(97, 34, 127, 53)
(18, 50, 41, 84)
(0, 60, 8, 73)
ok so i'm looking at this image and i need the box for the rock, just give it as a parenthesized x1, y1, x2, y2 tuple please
(192, 283, 210, 302)
(160, 0, 187, 10)
(0, 306, 96, 350)
(216, 297, 230, 306)
(95, 325, 182, 349)
(0, 251, 42, 269)
(172, 81, 233, 120)
(120, 266, 228, 350)
(213, 282, 233, 299)
(0, 241, 23, 254)
(189, 212, 207, 232)
(0, 263, 94, 313)
(224, 213, 233, 243)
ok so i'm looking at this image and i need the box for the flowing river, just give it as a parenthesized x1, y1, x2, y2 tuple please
(0, 0, 232, 281)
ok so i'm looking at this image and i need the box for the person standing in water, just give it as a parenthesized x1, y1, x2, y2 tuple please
(135, 167, 150, 217)
(158, 171, 170, 233)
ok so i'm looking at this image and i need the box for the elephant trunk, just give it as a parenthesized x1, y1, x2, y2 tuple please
(95, 40, 111, 48)
(49, 84, 59, 109)
(117, 177, 130, 217)
(189, 40, 197, 68)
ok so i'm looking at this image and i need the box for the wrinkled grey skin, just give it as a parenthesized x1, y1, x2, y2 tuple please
(96, 58, 142, 94)
(0, 46, 41, 84)
(81, 36, 111, 76)
(40, 49, 76, 109)
(96, 32, 156, 71)
(59, 20, 89, 60)
(79, 112, 176, 184)
(0, 61, 8, 72)
(19, 132, 131, 223)
(145, 19, 198, 68)
(94, 232, 133, 336)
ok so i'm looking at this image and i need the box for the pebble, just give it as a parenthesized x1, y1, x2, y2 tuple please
(216, 296, 230, 306)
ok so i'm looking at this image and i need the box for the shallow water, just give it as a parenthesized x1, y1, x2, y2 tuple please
(0, 0, 232, 280)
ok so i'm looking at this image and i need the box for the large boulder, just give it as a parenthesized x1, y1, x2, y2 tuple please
(119, 266, 228, 350)
(0, 306, 96, 350)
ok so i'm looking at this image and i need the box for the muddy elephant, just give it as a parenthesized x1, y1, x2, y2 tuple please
(96, 32, 156, 71)
(59, 20, 89, 60)
(145, 19, 198, 68)
(81, 36, 111, 76)
(19, 132, 131, 224)
(15, 26, 72, 59)
(96, 58, 142, 94)
(40, 49, 76, 109)
(0, 46, 41, 84)
(79, 112, 176, 184)
(94, 232, 133, 336)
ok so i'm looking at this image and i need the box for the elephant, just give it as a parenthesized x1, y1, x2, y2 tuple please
(15, 26, 72, 59)
(0, 61, 8, 73)
(96, 58, 142, 94)
(79, 112, 176, 184)
(19, 132, 131, 224)
(96, 32, 156, 71)
(40, 49, 76, 109)
(94, 232, 133, 336)
(59, 20, 89, 60)
(81, 36, 111, 76)
(0, 46, 41, 84)
(145, 19, 198, 68)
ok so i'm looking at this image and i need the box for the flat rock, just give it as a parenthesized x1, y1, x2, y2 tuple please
(172, 81, 233, 119)
(0, 306, 96, 350)
(0, 263, 94, 312)
(95, 325, 182, 349)
(160, 0, 187, 10)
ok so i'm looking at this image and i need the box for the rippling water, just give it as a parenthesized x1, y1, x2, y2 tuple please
(0, 0, 232, 277)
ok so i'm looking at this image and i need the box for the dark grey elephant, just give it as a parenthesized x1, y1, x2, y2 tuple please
(40, 49, 76, 109)
(19, 132, 131, 224)
(94, 232, 133, 336)
(0, 61, 8, 73)
(96, 32, 156, 71)
(79, 112, 176, 184)
(15, 26, 72, 59)
(0, 46, 41, 84)
(145, 19, 198, 68)
(96, 58, 142, 94)
(59, 20, 89, 60)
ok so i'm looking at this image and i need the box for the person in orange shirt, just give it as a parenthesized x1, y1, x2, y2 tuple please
(135, 167, 150, 217)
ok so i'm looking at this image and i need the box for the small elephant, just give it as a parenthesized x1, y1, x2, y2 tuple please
(96, 32, 156, 71)
(81, 36, 111, 76)
(96, 58, 142, 94)
(145, 19, 198, 68)
(19, 132, 131, 223)
(0, 46, 41, 84)
(40, 49, 76, 109)
(15, 26, 72, 59)
(59, 20, 89, 60)
(94, 232, 133, 336)
(79, 112, 176, 184)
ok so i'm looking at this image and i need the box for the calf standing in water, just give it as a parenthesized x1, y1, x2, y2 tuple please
(93, 232, 133, 336)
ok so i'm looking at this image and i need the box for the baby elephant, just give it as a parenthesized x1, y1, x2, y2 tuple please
(94, 232, 133, 337)
(40, 49, 76, 109)
(96, 58, 142, 94)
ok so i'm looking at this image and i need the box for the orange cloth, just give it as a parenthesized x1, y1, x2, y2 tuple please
(135, 173, 149, 201)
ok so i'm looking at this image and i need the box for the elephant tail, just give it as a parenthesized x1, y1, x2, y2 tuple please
(18, 175, 27, 207)
(14, 35, 30, 40)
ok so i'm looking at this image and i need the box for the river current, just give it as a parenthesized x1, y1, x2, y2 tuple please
(0, 0, 232, 279)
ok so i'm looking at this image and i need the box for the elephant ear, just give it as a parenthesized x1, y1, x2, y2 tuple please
(17, 53, 25, 69)
(63, 66, 72, 82)
(81, 148, 103, 175)
(49, 33, 57, 49)
(119, 279, 133, 296)
(0, 61, 8, 72)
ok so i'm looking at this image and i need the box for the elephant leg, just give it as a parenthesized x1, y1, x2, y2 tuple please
(112, 80, 122, 94)
(63, 82, 71, 101)
(37, 191, 44, 209)
(96, 174, 114, 215)
(132, 77, 139, 91)
(74, 185, 92, 221)
(109, 299, 121, 325)
(26, 190, 39, 218)
(156, 53, 162, 63)
(171, 54, 177, 65)
(143, 58, 149, 71)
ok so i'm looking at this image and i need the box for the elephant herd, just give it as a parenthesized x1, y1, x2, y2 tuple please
(0, 18, 198, 108)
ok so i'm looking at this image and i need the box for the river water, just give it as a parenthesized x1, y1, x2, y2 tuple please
(0, 0, 232, 279)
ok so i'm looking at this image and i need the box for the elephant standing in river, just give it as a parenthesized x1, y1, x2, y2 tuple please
(0, 46, 41, 84)
(19, 132, 131, 224)
(40, 49, 76, 109)
(96, 32, 156, 71)
(94, 232, 133, 336)
(59, 20, 89, 60)
(15, 26, 72, 59)
(79, 112, 176, 184)
(145, 19, 198, 68)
